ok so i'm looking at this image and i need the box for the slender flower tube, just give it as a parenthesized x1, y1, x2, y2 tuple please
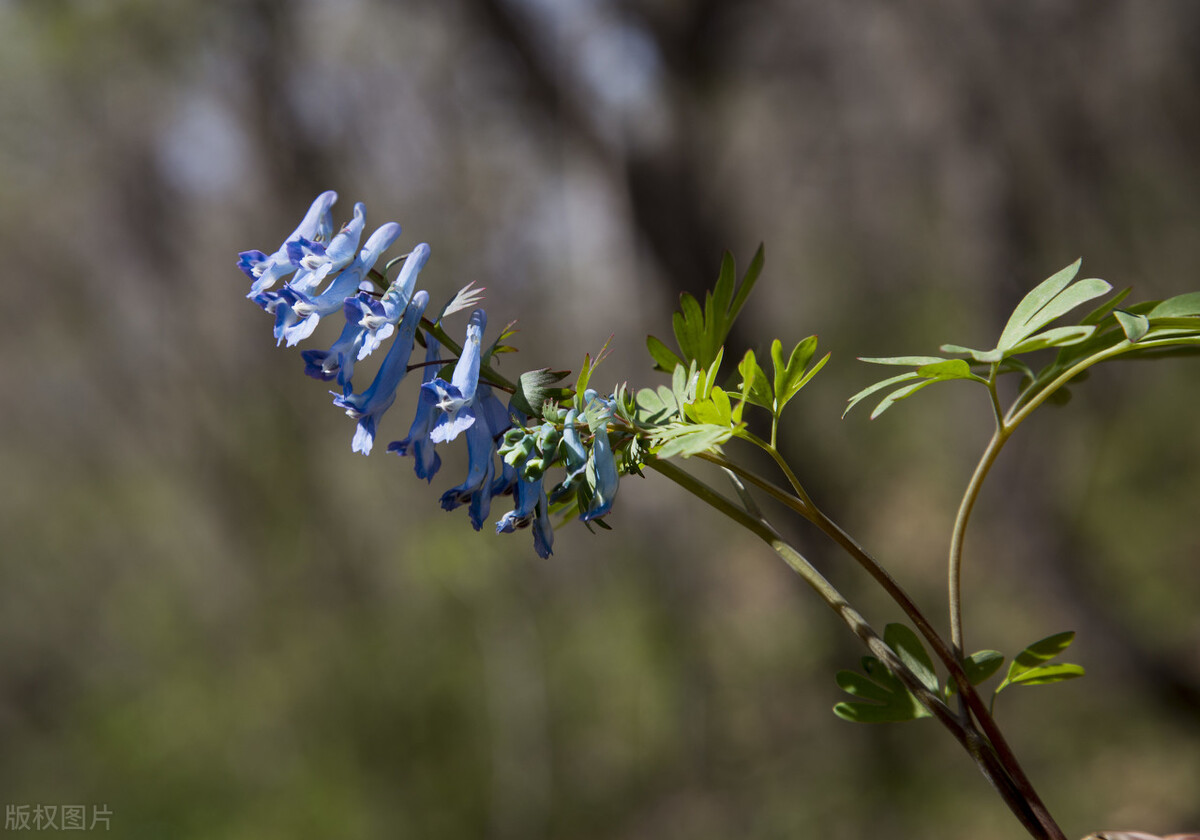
(287, 202, 366, 295)
(331, 290, 429, 456)
(239, 191, 337, 296)
(387, 336, 444, 481)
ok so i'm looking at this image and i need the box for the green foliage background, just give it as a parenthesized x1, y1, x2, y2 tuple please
(1, 2, 1198, 838)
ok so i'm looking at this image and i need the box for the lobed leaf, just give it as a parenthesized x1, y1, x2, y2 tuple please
(737, 349, 774, 409)
(843, 372, 922, 418)
(832, 653, 931, 724)
(650, 423, 736, 459)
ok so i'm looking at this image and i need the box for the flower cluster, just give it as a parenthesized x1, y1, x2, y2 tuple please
(238, 192, 629, 558)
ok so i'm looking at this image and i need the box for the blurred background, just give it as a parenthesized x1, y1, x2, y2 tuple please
(2, 1, 1199, 838)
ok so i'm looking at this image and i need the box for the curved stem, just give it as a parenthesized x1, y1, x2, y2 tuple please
(949, 427, 1008, 656)
(645, 458, 1061, 840)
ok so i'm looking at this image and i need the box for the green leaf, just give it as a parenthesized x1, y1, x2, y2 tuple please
(668, 247, 764, 370)
(646, 334, 683, 373)
(1006, 324, 1096, 355)
(1148, 291, 1200, 318)
(833, 654, 931, 724)
(671, 362, 699, 412)
(859, 355, 949, 366)
(884, 623, 939, 692)
(962, 650, 1005, 685)
(998, 267, 1111, 352)
(771, 336, 826, 414)
(634, 386, 679, 426)
(946, 650, 1005, 696)
(940, 344, 1005, 364)
(915, 358, 987, 382)
(682, 386, 736, 427)
(843, 372, 922, 418)
(996, 631, 1083, 696)
(1006, 663, 1085, 686)
(1113, 309, 1150, 342)
(650, 423, 735, 459)
(869, 378, 943, 420)
(737, 349, 774, 409)
(509, 369, 571, 418)
(700, 346, 725, 401)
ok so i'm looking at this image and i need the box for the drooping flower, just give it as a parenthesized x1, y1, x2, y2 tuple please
(496, 468, 554, 559)
(331, 290, 429, 456)
(438, 384, 511, 530)
(239, 191, 337, 296)
(387, 335, 444, 481)
(580, 389, 619, 521)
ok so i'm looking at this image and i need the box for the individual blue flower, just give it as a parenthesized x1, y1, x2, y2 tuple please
(299, 243, 431, 392)
(387, 335, 444, 481)
(357, 242, 431, 359)
(287, 202, 366, 295)
(238, 191, 337, 296)
(496, 469, 554, 559)
(424, 309, 485, 444)
(265, 221, 402, 347)
(438, 384, 511, 530)
(331, 290, 429, 456)
(580, 390, 619, 521)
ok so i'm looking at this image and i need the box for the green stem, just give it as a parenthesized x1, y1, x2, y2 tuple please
(948, 427, 1008, 657)
(645, 458, 1060, 840)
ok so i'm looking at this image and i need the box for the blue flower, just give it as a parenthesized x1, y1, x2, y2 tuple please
(496, 468, 554, 559)
(423, 309, 485, 444)
(331, 290, 429, 456)
(239, 191, 337, 296)
(286, 202, 366, 295)
(580, 390, 619, 521)
(357, 242, 431, 358)
(387, 336, 444, 481)
(300, 243, 431, 392)
(438, 384, 511, 530)
(263, 222, 402, 347)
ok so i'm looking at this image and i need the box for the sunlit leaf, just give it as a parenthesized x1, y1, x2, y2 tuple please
(996, 631, 1082, 696)
(843, 372, 922, 418)
(646, 334, 683, 373)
